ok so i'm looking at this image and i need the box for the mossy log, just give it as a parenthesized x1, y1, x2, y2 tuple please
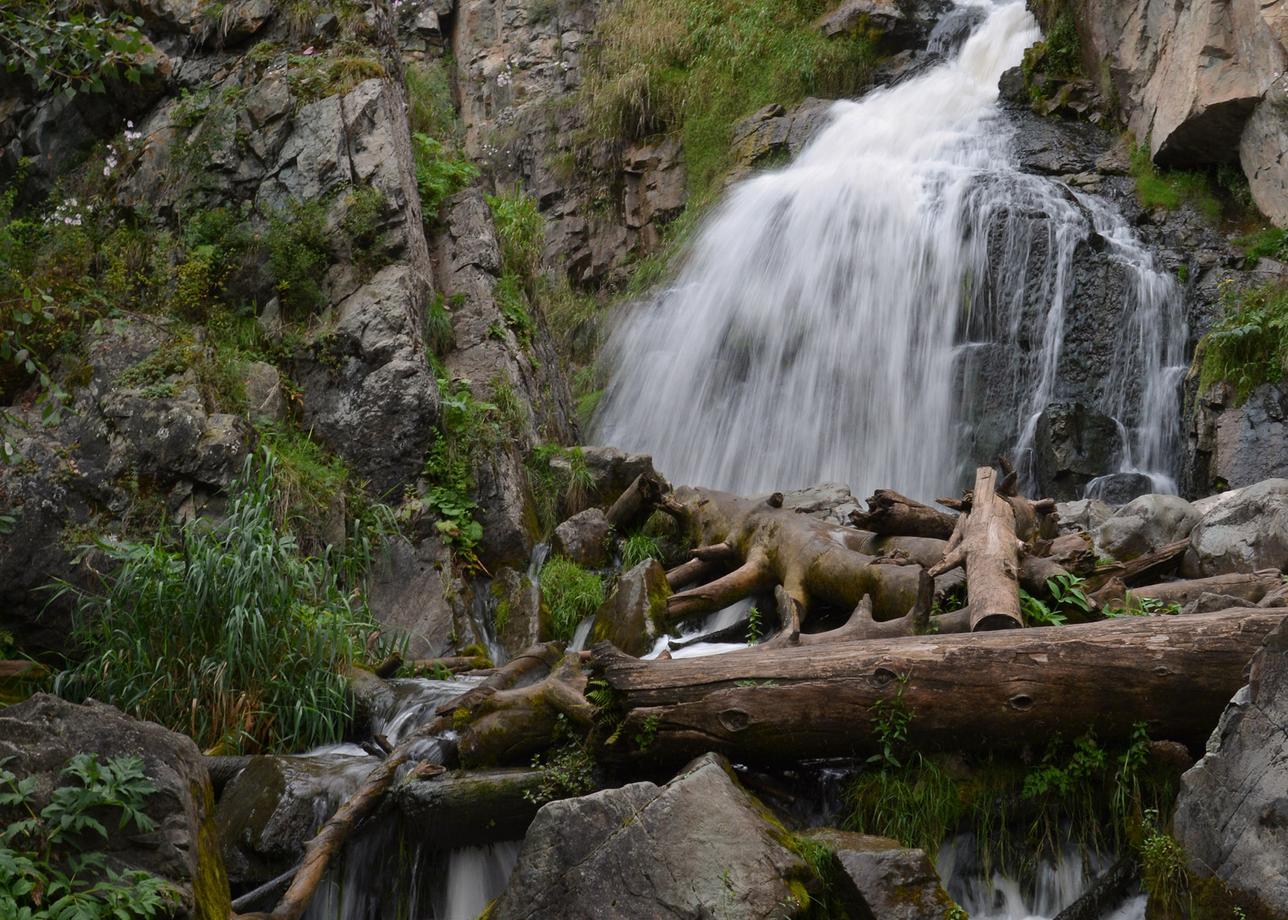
(590, 608, 1285, 767)
(928, 467, 1022, 631)
(392, 767, 550, 847)
(1097, 570, 1284, 610)
(664, 486, 928, 629)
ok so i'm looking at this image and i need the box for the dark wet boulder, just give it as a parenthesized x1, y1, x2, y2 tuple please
(589, 559, 671, 657)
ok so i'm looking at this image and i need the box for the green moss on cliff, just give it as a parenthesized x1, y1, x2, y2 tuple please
(1196, 279, 1288, 404)
(578, 0, 879, 204)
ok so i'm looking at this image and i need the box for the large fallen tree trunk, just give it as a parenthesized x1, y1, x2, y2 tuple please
(664, 487, 928, 627)
(928, 466, 1022, 631)
(591, 608, 1284, 767)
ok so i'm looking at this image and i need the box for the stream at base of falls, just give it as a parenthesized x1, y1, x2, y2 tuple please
(268, 1, 1183, 916)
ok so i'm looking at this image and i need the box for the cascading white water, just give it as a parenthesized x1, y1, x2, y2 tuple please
(595, 0, 1185, 500)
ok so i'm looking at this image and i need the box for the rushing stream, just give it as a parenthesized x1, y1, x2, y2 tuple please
(293, 2, 1174, 917)
(596, 0, 1185, 499)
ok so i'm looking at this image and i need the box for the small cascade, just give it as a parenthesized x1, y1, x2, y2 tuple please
(937, 836, 1148, 920)
(595, 0, 1185, 501)
(428, 842, 522, 920)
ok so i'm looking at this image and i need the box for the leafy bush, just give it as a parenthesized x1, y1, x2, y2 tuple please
(541, 557, 605, 641)
(54, 453, 383, 753)
(0, 753, 180, 919)
(578, 0, 879, 201)
(846, 724, 1174, 878)
(412, 133, 478, 222)
(1235, 225, 1288, 268)
(405, 59, 460, 141)
(1197, 279, 1288, 404)
(0, 2, 154, 96)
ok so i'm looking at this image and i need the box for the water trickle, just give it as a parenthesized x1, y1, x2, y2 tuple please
(595, 0, 1184, 500)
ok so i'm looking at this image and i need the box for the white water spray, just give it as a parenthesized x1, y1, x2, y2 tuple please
(596, 0, 1184, 499)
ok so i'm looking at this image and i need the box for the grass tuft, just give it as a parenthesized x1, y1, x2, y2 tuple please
(540, 556, 605, 641)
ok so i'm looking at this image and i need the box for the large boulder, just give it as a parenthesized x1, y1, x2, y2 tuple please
(589, 559, 671, 657)
(551, 508, 613, 568)
(1174, 619, 1288, 917)
(366, 535, 460, 658)
(1184, 479, 1288, 576)
(490, 753, 812, 919)
(0, 695, 230, 919)
(1095, 493, 1201, 560)
(1195, 382, 1288, 491)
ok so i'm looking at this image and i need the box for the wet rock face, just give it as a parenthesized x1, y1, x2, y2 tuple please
(1183, 478, 1288, 576)
(1071, 0, 1288, 221)
(1190, 382, 1288, 492)
(366, 535, 460, 659)
(1174, 618, 1288, 918)
(491, 753, 810, 920)
(1032, 401, 1123, 501)
(0, 694, 229, 920)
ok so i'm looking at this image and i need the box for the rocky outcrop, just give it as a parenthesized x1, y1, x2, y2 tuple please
(366, 535, 461, 658)
(452, 0, 686, 286)
(0, 319, 254, 654)
(1067, 0, 1288, 221)
(490, 753, 812, 919)
(1174, 618, 1288, 918)
(1032, 401, 1123, 500)
(0, 694, 230, 919)
(1191, 381, 1288, 491)
(1183, 478, 1288, 576)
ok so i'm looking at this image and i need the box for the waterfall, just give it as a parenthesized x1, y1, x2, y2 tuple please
(595, 0, 1185, 500)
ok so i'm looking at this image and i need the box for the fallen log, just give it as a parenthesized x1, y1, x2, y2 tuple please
(928, 467, 1022, 631)
(590, 608, 1285, 767)
(1087, 539, 1189, 591)
(391, 767, 551, 847)
(407, 655, 494, 674)
(849, 490, 957, 540)
(1120, 570, 1282, 609)
(606, 472, 667, 534)
(665, 487, 927, 627)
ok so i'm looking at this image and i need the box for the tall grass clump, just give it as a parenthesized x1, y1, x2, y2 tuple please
(541, 557, 605, 641)
(54, 452, 383, 754)
(578, 0, 879, 202)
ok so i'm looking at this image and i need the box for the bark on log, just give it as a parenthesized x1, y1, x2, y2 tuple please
(408, 655, 494, 674)
(666, 487, 927, 626)
(1123, 571, 1283, 608)
(928, 467, 1023, 631)
(606, 472, 667, 534)
(590, 608, 1284, 766)
(849, 490, 957, 540)
(1086, 539, 1189, 591)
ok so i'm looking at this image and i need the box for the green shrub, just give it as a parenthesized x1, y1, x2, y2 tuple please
(0, 3, 154, 96)
(406, 59, 460, 141)
(413, 133, 479, 222)
(578, 0, 879, 202)
(541, 557, 604, 640)
(0, 753, 180, 919)
(266, 199, 330, 317)
(845, 724, 1176, 879)
(54, 453, 383, 753)
(1197, 279, 1288, 403)
(620, 532, 663, 568)
(287, 45, 386, 105)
